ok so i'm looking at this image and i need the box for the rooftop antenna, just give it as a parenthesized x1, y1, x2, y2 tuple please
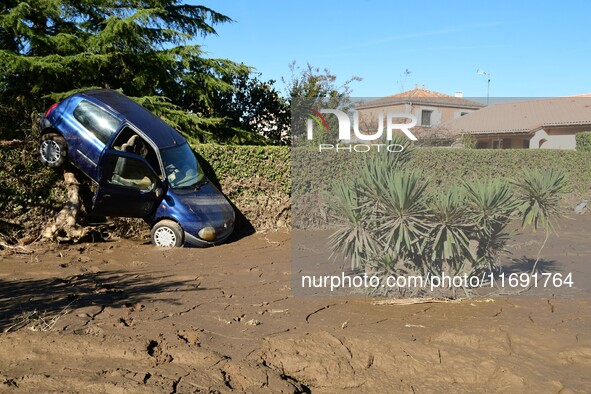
(398, 69, 411, 92)
(476, 69, 491, 105)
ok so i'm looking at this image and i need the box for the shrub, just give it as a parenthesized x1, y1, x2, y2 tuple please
(576, 131, 591, 152)
(456, 133, 476, 148)
(2, 140, 590, 239)
(192, 144, 290, 194)
(0, 142, 65, 239)
(327, 151, 569, 298)
(294, 148, 591, 227)
(192, 144, 291, 229)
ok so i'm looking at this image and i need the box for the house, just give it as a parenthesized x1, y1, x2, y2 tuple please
(443, 96, 591, 149)
(354, 84, 485, 143)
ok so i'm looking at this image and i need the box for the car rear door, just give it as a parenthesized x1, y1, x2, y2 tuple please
(91, 149, 165, 218)
(68, 100, 122, 180)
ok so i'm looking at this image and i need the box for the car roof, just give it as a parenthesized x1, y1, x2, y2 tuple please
(80, 89, 186, 149)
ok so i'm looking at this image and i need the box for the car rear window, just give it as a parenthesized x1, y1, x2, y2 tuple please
(73, 100, 121, 144)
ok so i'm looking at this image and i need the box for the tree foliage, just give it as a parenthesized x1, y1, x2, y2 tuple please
(0, 0, 258, 142)
(283, 61, 362, 145)
(283, 61, 361, 100)
(212, 72, 290, 145)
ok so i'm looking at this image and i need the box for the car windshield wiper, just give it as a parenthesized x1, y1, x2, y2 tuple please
(194, 178, 208, 189)
(175, 178, 207, 190)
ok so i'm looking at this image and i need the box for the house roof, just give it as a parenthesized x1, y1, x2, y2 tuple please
(443, 97, 591, 135)
(355, 85, 485, 110)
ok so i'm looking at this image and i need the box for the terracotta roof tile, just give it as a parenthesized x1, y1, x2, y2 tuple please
(442, 97, 591, 135)
(356, 87, 485, 109)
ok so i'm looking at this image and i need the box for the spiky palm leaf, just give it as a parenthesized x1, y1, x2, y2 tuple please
(372, 170, 431, 259)
(514, 169, 568, 233)
(427, 188, 474, 268)
(463, 179, 516, 269)
(327, 181, 378, 270)
(463, 179, 515, 232)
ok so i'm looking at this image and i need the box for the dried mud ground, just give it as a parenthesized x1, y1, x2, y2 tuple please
(1, 215, 591, 393)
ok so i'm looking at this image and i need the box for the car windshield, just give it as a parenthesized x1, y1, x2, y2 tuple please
(160, 143, 205, 189)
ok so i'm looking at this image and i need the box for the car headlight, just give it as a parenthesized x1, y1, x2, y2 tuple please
(198, 226, 216, 241)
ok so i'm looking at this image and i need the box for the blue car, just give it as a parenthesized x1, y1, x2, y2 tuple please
(38, 89, 235, 247)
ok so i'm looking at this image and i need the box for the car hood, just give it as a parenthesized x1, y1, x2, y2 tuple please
(167, 181, 235, 229)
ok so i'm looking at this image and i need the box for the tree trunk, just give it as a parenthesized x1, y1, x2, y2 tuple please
(0, 140, 26, 147)
(41, 168, 87, 242)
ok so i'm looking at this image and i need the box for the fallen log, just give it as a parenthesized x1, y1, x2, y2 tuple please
(0, 139, 27, 147)
(41, 167, 87, 242)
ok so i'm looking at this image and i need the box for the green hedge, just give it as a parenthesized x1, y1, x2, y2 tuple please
(192, 144, 290, 195)
(193, 146, 591, 227)
(411, 148, 591, 194)
(293, 148, 591, 194)
(291, 147, 591, 227)
(576, 131, 591, 152)
(192, 144, 291, 229)
(2, 142, 591, 238)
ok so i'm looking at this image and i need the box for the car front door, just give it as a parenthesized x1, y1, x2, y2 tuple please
(91, 149, 165, 218)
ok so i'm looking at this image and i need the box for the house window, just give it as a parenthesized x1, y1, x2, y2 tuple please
(522, 139, 530, 149)
(476, 141, 488, 149)
(421, 110, 433, 126)
(492, 139, 512, 149)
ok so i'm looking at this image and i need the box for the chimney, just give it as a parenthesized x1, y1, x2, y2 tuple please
(415, 83, 418, 89)
(422, 84, 425, 90)
(455, 91, 463, 98)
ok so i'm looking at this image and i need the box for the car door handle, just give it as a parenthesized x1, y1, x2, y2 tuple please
(102, 194, 112, 198)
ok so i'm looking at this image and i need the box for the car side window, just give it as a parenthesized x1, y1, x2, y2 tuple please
(108, 156, 156, 192)
(73, 101, 120, 144)
(112, 127, 162, 177)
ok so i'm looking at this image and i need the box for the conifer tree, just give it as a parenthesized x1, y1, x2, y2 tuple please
(0, 0, 252, 142)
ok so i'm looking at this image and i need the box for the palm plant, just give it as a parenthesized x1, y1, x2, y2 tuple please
(514, 169, 568, 233)
(328, 169, 432, 271)
(463, 179, 516, 272)
(329, 137, 420, 271)
(328, 181, 378, 270)
(426, 188, 474, 275)
(372, 170, 431, 260)
(327, 155, 568, 297)
(513, 169, 569, 273)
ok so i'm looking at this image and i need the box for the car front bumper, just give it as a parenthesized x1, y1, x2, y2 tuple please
(183, 225, 234, 247)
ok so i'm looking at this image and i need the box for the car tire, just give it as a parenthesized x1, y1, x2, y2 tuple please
(39, 133, 67, 168)
(151, 220, 184, 247)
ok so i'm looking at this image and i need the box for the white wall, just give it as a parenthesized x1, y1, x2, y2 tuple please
(529, 128, 577, 150)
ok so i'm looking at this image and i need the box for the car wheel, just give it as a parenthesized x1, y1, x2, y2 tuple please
(151, 220, 184, 247)
(39, 133, 67, 167)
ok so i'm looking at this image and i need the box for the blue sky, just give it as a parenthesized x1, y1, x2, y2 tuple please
(193, 1, 590, 98)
